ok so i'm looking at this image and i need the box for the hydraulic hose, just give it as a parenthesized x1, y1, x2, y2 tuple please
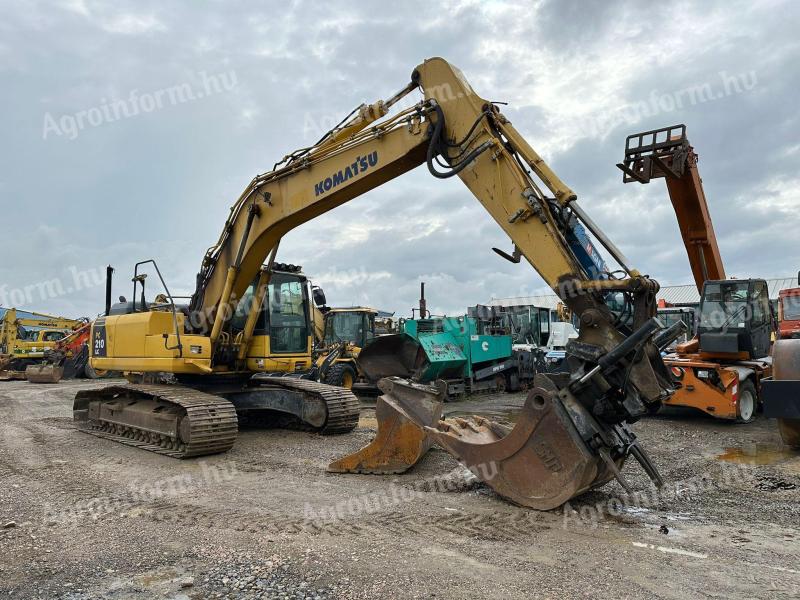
(426, 104, 493, 179)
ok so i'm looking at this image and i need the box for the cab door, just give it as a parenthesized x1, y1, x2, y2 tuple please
(748, 280, 772, 358)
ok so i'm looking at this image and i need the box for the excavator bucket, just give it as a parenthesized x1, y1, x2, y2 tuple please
(0, 359, 26, 381)
(423, 385, 621, 510)
(356, 334, 420, 381)
(328, 378, 445, 474)
(25, 364, 64, 384)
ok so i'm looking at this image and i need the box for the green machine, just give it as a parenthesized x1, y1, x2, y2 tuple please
(357, 314, 536, 398)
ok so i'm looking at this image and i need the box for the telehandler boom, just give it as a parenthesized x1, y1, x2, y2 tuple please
(76, 58, 677, 509)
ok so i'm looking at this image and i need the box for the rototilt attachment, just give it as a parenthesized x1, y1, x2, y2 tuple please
(328, 378, 445, 474)
(330, 317, 667, 510)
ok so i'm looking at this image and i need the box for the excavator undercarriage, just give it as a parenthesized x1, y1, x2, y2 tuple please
(74, 377, 360, 458)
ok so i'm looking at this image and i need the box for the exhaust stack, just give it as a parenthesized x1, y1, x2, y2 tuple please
(105, 265, 114, 316)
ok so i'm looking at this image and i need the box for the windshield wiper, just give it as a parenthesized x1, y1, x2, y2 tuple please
(718, 304, 746, 331)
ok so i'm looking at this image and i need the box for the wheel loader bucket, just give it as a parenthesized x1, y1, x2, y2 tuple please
(328, 377, 445, 474)
(356, 334, 421, 382)
(424, 386, 620, 510)
(25, 364, 64, 384)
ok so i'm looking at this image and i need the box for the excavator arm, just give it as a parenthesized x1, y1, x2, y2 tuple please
(192, 58, 669, 404)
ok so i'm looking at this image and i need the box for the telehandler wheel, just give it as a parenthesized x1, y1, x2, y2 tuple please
(324, 363, 356, 390)
(736, 380, 757, 423)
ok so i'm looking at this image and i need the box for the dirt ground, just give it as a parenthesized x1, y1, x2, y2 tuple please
(1, 379, 799, 599)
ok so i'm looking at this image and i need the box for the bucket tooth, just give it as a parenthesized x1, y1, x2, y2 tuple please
(423, 386, 619, 510)
(328, 377, 445, 474)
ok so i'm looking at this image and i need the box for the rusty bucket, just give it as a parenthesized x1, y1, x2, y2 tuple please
(328, 377, 445, 474)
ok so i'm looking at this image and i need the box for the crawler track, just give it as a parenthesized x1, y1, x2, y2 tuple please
(257, 377, 361, 434)
(74, 384, 239, 459)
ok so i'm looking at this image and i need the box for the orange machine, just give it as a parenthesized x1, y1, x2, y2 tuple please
(25, 320, 109, 382)
(618, 125, 772, 422)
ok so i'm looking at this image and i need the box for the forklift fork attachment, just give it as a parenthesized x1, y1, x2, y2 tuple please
(424, 387, 620, 510)
(328, 378, 445, 474)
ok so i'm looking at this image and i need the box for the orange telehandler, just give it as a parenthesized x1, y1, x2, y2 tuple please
(618, 124, 773, 422)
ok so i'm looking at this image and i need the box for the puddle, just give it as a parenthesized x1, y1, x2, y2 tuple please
(716, 444, 799, 466)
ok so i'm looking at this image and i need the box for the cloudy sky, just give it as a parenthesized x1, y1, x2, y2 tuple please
(2, 0, 798, 318)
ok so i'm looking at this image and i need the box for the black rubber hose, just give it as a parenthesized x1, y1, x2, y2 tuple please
(426, 104, 493, 179)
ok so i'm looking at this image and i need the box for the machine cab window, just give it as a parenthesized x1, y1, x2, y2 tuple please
(698, 279, 772, 358)
(324, 310, 375, 348)
(231, 271, 310, 354)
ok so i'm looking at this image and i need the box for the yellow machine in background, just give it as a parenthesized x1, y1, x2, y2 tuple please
(74, 57, 678, 510)
(0, 308, 82, 379)
(312, 303, 380, 389)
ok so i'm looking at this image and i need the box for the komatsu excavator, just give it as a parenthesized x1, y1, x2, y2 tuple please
(75, 58, 678, 509)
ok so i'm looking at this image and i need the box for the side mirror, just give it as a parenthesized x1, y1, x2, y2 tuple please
(119, 296, 127, 303)
(312, 286, 327, 307)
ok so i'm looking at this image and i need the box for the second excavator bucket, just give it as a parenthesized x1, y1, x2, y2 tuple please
(25, 364, 64, 384)
(424, 386, 620, 510)
(356, 334, 421, 381)
(328, 377, 445, 474)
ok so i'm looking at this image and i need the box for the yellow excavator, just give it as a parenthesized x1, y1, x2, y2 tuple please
(74, 57, 679, 509)
(0, 309, 83, 379)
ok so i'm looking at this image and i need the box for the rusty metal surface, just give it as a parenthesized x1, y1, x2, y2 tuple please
(25, 364, 64, 384)
(328, 378, 444, 474)
(356, 334, 421, 381)
(425, 386, 613, 510)
(772, 339, 800, 448)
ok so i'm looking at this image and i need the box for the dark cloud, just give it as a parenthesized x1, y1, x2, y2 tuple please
(1, 0, 798, 318)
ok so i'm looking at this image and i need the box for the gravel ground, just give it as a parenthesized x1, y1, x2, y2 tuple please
(1, 379, 799, 599)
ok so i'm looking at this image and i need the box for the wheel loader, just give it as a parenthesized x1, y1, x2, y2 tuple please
(74, 57, 681, 510)
(311, 299, 380, 391)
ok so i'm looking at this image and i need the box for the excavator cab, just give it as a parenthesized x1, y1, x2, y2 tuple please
(696, 279, 773, 358)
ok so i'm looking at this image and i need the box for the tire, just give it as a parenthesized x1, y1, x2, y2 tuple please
(324, 363, 356, 390)
(84, 362, 110, 380)
(736, 379, 757, 423)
